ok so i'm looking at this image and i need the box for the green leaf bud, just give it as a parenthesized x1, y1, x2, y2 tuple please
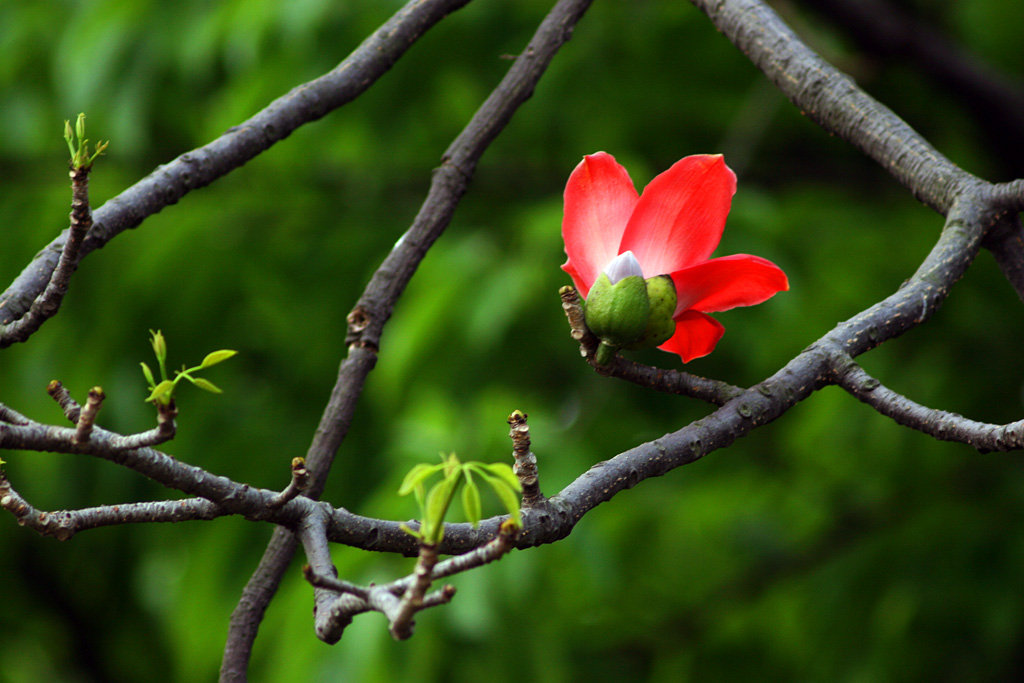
(149, 329, 167, 364)
(584, 271, 650, 347)
(624, 274, 678, 349)
(140, 362, 155, 388)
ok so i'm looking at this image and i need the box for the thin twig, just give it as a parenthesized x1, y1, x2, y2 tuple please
(73, 386, 104, 444)
(266, 458, 311, 510)
(560, 285, 744, 405)
(0, 475, 225, 541)
(390, 543, 440, 639)
(47, 380, 81, 423)
(310, 520, 517, 643)
(302, 566, 369, 600)
(0, 403, 31, 426)
(830, 353, 1024, 452)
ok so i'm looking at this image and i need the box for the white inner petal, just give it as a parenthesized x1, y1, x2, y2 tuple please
(602, 251, 643, 284)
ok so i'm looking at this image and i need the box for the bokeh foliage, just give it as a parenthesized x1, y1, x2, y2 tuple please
(2, 0, 1024, 681)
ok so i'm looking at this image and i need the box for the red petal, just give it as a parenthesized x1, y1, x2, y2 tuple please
(670, 254, 789, 314)
(561, 152, 639, 296)
(657, 310, 726, 363)
(619, 155, 736, 277)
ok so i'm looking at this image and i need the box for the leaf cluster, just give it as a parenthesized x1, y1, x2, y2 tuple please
(63, 113, 108, 170)
(398, 453, 522, 545)
(139, 330, 237, 406)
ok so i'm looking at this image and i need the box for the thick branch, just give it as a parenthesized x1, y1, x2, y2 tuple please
(799, 0, 1024, 178)
(0, 418, 311, 528)
(690, 0, 980, 214)
(981, 209, 1024, 302)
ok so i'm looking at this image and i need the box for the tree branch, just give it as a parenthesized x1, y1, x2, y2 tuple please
(2, 0, 1021, 671)
(690, 0, 980, 214)
(0, 164, 96, 345)
(798, 0, 1024, 178)
(0, 476, 225, 541)
(830, 353, 1024, 452)
(0, 0, 475, 327)
(307, 520, 517, 642)
(560, 285, 746, 405)
(224, 0, 595, 675)
(980, 210, 1024, 302)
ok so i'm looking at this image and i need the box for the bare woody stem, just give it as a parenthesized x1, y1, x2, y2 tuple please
(390, 544, 441, 640)
(305, 519, 518, 642)
(0, 165, 95, 347)
(2, 0, 1022, 673)
(267, 458, 311, 510)
(73, 387, 104, 444)
(47, 380, 81, 423)
(508, 410, 545, 507)
(831, 353, 1024, 451)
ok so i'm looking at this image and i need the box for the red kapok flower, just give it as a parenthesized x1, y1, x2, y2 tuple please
(561, 152, 788, 363)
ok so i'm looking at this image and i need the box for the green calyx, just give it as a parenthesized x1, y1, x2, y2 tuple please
(584, 272, 650, 347)
(624, 274, 678, 350)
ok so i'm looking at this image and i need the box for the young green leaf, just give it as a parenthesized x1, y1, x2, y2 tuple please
(442, 452, 461, 477)
(189, 377, 223, 394)
(461, 473, 482, 528)
(412, 480, 426, 512)
(398, 463, 444, 496)
(199, 349, 238, 369)
(441, 465, 463, 501)
(423, 481, 449, 544)
(469, 462, 522, 493)
(145, 379, 175, 404)
(477, 471, 522, 527)
(140, 362, 155, 389)
(428, 468, 464, 544)
(63, 120, 76, 157)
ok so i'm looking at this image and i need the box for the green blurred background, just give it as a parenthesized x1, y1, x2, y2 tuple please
(2, 0, 1024, 680)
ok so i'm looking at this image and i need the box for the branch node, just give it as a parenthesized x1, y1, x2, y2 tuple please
(47, 380, 81, 423)
(560, 285, 598, 357)
(507, 410, 545, 507)
(73, 386, 105, 444)
(390, 543, 439, 640)
(268, 457, 310, 509)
